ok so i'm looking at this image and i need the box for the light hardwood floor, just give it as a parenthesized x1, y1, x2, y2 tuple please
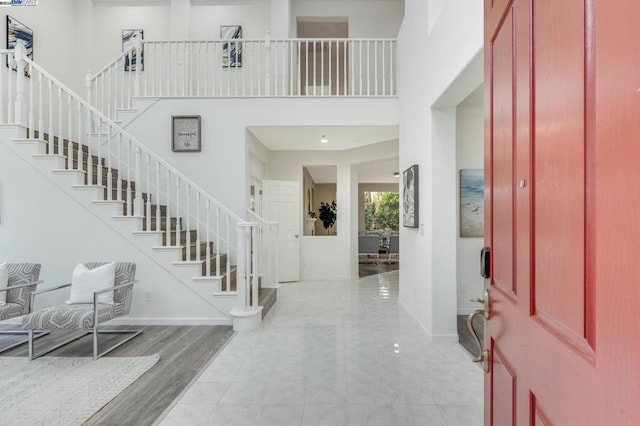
(0, 324, 234, 425)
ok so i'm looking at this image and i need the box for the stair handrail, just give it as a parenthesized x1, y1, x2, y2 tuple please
(91, 44, 137, 80)
(22, 54, 243, 224)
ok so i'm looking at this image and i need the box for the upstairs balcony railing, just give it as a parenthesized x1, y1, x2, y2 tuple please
(88, 35, 397, 120)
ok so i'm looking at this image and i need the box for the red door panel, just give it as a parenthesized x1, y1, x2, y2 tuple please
(484, 0, 640, 424)
(532, 0, 588, 348)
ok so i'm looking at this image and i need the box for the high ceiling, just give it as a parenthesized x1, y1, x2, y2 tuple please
(247, 125, 398, 151)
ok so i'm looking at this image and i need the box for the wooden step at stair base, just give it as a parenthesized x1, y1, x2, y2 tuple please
(259, 287, 277, 319)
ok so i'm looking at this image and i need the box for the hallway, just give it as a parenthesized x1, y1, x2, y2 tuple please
(159, 271, 483, 425)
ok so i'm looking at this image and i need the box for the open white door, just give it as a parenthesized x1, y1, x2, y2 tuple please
(261, 180, 300, 282)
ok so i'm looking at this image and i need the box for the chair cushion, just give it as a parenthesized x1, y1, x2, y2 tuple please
(0, 303, 23, 320)
(21, 303, 124, 330)
(0, 263, 7, 305)
(67, 262, 116, 305)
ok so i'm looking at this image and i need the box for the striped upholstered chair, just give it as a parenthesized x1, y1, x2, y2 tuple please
(0, 263, 47, 352)
(21, 262, 141, 360)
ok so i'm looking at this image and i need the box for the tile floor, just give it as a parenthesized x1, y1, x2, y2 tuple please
(159, 271, 484, 425)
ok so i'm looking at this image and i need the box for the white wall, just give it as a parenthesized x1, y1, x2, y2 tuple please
(0, 136, 229, 324)
(0, 0, 89, 95)
(267, 140, 398, 280)
(125, 98, 398, 221)
(291, 0, 404, 37)
(397, 0, 483, 340)
(456, 107, 484, 314)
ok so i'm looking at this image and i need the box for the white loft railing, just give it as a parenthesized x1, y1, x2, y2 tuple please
(88, 36, 397, 119)
(1, 43, 264, 318)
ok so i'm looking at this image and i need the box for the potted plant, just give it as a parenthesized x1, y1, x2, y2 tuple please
(305, 211, 318, 236)
(318, 200, 337, 235)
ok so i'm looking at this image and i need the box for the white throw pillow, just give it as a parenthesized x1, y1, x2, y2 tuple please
(66, 262, 116, 305)
(0, 262, 8, 306)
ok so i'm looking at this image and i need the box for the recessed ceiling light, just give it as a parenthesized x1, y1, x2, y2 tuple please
(393, 172, 399, 177)
(320, 135, 328, 144)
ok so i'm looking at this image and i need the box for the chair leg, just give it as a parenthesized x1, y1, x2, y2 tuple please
(0, 330, 49, 354)
(28, 329, 33, 360)
(93, 325, 98, 360)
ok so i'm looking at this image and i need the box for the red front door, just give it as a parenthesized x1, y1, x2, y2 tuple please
(484, 0, 640, 424)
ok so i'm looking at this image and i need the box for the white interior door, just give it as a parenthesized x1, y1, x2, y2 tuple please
(262, 180, 300, 282)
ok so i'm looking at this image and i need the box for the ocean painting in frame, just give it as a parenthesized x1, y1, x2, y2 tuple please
(460, 169, 484, 237)
(122, 29, 143, 72)
(6, 15, 32, 77)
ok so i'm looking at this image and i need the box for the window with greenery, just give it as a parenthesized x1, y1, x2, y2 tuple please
(364, 192, 399, 231)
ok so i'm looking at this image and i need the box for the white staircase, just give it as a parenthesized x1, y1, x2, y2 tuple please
(0, 43, 279, 331)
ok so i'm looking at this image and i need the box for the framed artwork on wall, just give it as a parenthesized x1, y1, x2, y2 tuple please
(459, 169, 484, 237)
(172, 115, 201, 152)
(220, 25, 242, 68)
(122, 29, 143, 72)
(6, 15, 32, 77)
(402, 165, 418, 228)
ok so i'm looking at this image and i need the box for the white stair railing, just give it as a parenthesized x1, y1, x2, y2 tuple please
(1, 43, 263, 316)
(247, 209, 280, 289)
(88, 36, 397, 120)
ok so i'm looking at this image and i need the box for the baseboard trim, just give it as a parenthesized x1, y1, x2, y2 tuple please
(398, 297, 459, 343)
(107, 317, 233, 326)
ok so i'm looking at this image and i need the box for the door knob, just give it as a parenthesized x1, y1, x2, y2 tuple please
(467, 288, 490, 374)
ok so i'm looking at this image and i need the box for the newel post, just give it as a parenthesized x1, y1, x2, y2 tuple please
(14, 40, 26, 126)
(264, 30, 271, 96)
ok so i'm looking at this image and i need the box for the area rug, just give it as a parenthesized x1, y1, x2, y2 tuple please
(0, 354, 160, 426)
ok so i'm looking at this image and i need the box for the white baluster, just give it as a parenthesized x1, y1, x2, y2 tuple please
(373, 41, 378, 96)
(216, 206, 221, 277)
(28, 58, 34, 135)
(320, 41, 324, 96)
(196, 192, 201, 262)
(134, 38, 142, 99)
(206, 200, 211, 276)
(359, 40, 363, 95)
(67, 94, 72, 169)
(117, 133, 123, 201)
(76, 102, 82, 168)
(126, 139, 132, 215)
(146, 154, 151, 230)
(343, 40, 348, 96)
(186, 185, 191, 262)
(297, 41, 301, 96)
(313, 40, 317, 96)
(226, 215, 231, 291)
(38, 73, 43, 142)
(175, 176, 181, 248)
(328, 41, 332, 96)
(87, 111, 94, 185)
(156, 162, 161, 231)
(382, 41, 386, 96)
(47, 80, 53, 151)
(133, 146, 143, 216)
(8, 54, 14, 124)
(97, 118, 103, 187)
(165, 169, 171, 243)
(57, 87, 63, 160)
(390, 42, 395, 95)
(265, 31, 271, 96)
(106, 127, 113, 200)
(14, 42, 26, 126)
